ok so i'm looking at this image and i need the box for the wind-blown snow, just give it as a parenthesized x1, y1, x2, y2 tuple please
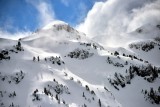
(77, 0, 160, 47)
(42, 20, 68, 30)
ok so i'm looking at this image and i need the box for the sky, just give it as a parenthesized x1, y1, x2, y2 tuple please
(0, 0, 102, 33)
(0, 0, 160, 47)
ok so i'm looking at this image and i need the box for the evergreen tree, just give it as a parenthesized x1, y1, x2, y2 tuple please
(56, 94, 59, 101)
(98, 99, 101, 107)
(44, 87, 48, 95)
(33, 57, 36, 61)
(18, 41, 21, 47)
(114, 51, 119, 56)
(13, 91, 16, 96)
(85, 85, 90, 91)
(37, 56, 40, 61)
(158, 86, 160, 93)
(125, 61, 128, 65)
(91, 90, 95, 95)
(84, 104, 87, 107)
(83, 92, 85, 97)
(150, 88, 154, 97)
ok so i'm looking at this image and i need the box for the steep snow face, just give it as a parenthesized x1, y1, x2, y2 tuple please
(129, 24, 160, 41)
(0, 22, 160, 107)
(22, 20, 86, 42)
(21, 21, 91, 56)
(128, 38, 160, 66)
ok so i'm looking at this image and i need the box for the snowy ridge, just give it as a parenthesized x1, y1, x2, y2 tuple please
(0, 21, 160, 107)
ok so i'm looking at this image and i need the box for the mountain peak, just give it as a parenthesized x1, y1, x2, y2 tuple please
(42, 20, 68, 30)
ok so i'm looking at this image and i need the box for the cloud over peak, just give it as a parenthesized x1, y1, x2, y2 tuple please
(77, 0, 160, 47)
(26, 0, 55, 27)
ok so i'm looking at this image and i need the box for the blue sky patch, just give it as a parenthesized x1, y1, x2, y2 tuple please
(0, 0, 98, 33)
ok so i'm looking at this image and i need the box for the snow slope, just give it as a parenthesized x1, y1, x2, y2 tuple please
(0, 21, 159, 107)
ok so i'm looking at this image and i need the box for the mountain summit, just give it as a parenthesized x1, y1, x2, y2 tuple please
(42, 20, 68, 30)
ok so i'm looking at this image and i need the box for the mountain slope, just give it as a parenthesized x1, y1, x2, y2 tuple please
(0, 21, 159, 107)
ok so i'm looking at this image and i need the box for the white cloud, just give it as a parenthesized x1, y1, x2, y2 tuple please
(0, 30, 31, 40)
(60, 0, 69, 6)
(0, 0, 55, 40)
(76, 2, 88, 23)
(0, 16, 31, 40)
(1, 18, 15, 31)
(37, 1, 55, 26)
(77, 0, 160, 47)
(26, 0, 55, 27)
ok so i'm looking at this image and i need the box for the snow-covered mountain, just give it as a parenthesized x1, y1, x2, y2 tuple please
(0, 21, 160, 107)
